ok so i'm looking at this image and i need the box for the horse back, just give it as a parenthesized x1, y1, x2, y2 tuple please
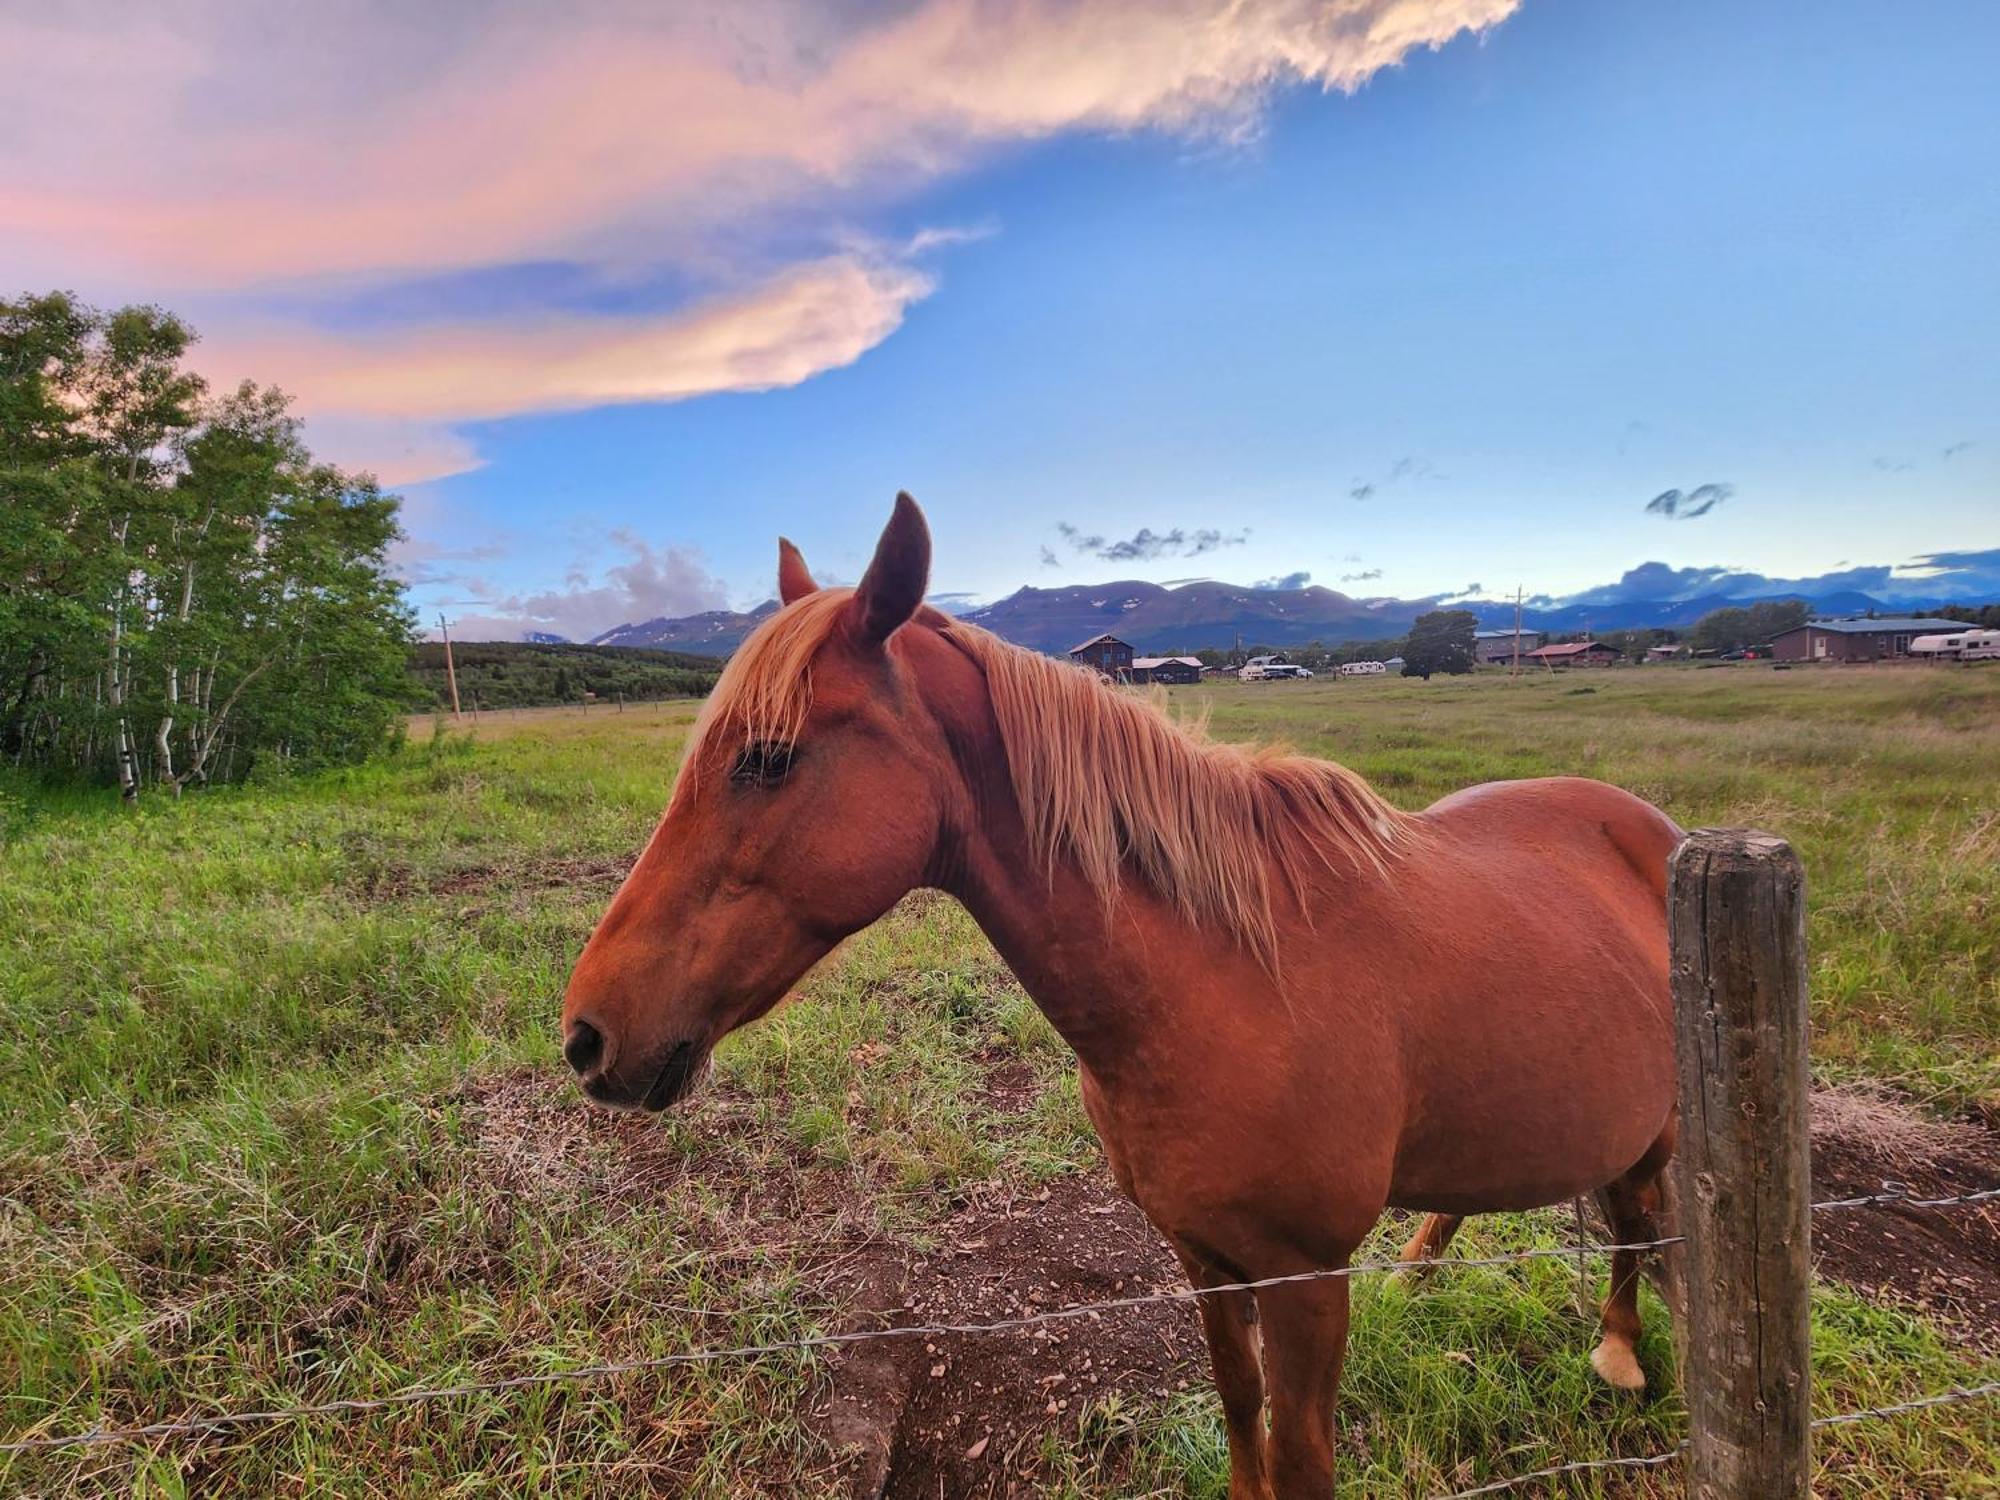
(1360, 777, 1683, 1211)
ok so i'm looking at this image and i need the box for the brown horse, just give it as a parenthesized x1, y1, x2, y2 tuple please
(561, 495, 1681, 1498)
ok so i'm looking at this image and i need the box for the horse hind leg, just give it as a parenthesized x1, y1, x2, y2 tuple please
(1395, 1213, 1464, 1279)
(1589, 1140, 1673, 1393)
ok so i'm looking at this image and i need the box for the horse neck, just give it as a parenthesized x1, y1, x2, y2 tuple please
(926, 666, 1228, 1086)
(942, 806, 1183, 1087)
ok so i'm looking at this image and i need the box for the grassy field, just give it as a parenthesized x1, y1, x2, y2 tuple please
(2, 665, 1996, 1496)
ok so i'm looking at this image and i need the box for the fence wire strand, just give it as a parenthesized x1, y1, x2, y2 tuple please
(1429, 1379, 2000, 1499)
(2, 1180, 1994, 1485)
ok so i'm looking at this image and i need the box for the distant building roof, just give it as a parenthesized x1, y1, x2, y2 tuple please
(1132, 656, 1202, 669)
(1528, 640, 1617, 658)
(1068, 632, 1132, 654)
(1780, 617, 1968, 636)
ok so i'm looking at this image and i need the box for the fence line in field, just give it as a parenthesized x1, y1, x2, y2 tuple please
(3, 1184, 1995, 1495)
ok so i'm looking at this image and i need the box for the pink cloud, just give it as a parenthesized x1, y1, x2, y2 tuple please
(197, 255, 931, 482)
(1, 1, 1518, 288)
(202, 256, 930, 422)
(3, 2, 1517, 480)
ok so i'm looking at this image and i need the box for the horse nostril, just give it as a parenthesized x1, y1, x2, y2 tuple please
(564, 1018, 605, 1075)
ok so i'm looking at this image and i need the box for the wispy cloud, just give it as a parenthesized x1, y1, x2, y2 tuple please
(1056, 522, 1250, 562)
(201, 256, 932, 482)
(1645, 481, 1733, 521)
(1340, 567, 1383, 584)
(1942, 440, 1974, 460)
(1254, 570, 1311, 590)
(443, 530, 730, 642)
(1347, 454, 1434, 501)
(1038, 545, 1061, 568)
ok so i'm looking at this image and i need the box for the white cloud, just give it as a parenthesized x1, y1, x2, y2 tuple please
(439, 531, 733, 642)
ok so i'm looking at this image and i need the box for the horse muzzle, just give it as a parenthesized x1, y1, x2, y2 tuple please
(566, 1020, 707, 1112)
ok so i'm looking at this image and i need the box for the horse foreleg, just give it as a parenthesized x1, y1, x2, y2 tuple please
(1256, 1273, 1351, 1500)
(1395, 1212, 1464, 1276)
(1177, 1249, 1272, 1500)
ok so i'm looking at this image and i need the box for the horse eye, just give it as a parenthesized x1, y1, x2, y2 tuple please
(730, 741, 795, 786)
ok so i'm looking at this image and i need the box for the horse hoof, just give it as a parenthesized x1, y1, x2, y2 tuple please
(1590, 1340, 1647, 1391)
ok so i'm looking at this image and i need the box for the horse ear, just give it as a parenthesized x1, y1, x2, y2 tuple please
(849, 492, 930, 646)
(777, 537, 818, 604)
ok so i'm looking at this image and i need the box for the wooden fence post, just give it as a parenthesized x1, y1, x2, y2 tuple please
(1670, 829, 1812, 1500)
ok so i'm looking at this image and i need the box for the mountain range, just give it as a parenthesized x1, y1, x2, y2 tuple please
(575, 578, 1982, 657)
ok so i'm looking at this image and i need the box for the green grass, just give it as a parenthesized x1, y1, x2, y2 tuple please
(2, 669, 1996, 1495)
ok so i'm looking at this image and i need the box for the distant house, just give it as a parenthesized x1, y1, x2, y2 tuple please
(1770, 617, 1969, 664)
(1646, 643, 1690, 662)
(1473, 628, 1546, 665)
(1525, 640, 1620, 668)
(1069, 632, 1135, 677)
(1130, 655, 1202, 685)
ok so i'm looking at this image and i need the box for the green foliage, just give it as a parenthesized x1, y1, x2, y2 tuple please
(0, 292, 415, 796)
(409, 641, 720, 711)
(1690, 598, 1810, 654)
(1936, 602, 2000, 629)
(1400, 609, 1477, 678)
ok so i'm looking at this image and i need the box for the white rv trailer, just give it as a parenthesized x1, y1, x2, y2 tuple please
(1910, 628, 2000, 661)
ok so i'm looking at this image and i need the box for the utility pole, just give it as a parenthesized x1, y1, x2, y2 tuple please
(1511, 586, 1524, 679)
(438, 614, 463, 719)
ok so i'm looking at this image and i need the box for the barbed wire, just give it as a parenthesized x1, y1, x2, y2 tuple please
(1, 1183, 1992, 1470)
(1430, 1378, 2000, 1499)
(1811, 1379, 2000, 1430)
(1431, 1444, 1688, 1499)
(1811, 1180, 2000, 1213)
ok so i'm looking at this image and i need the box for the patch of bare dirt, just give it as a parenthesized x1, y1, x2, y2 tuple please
(810, 1173, 1203, 1499)
(460, 1066, 1201, 1497)
(1810, 1085, 2000, 1351)
(457, 1068, 2000, 1496)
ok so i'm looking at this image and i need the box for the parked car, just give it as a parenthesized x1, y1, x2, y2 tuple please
(1242, 655, 1312, 680)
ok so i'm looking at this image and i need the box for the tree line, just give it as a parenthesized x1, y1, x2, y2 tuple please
(2, 292, 414, 800)
(409, 641, 719, 712)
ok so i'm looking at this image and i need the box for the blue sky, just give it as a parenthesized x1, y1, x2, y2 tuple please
(5, 0, 1994, 638)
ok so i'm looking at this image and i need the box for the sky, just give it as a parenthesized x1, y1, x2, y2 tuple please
(4, 0, 1995, 640)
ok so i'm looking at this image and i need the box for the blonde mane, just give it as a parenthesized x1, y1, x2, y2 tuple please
(689, 590, 1419, 963)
